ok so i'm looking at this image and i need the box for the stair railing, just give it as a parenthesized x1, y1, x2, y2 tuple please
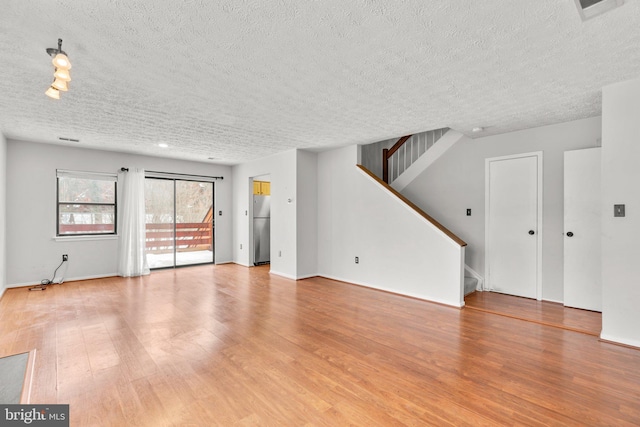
(382, 135, 411, 184)
(382, 127, 450, 183)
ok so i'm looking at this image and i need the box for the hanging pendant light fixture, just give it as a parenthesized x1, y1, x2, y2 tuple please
(45, 38, 72, 99)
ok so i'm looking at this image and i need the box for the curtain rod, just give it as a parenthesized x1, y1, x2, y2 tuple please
(120, 167, 224, 180)
(147, 170, 224, 180)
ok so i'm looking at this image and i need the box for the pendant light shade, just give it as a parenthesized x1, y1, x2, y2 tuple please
(52, 78, 69, 91)
(52, 53, 71, 70)
(45, 86, 60, 99)
(54, 68, 71, 81)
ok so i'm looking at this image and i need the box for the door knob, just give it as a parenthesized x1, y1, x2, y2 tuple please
(528, 230, 535, 235)
(566, 232, 574, 237)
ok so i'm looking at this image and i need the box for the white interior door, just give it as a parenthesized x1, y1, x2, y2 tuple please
(486, 153, 541, 299)
(564, 148, 602, 311)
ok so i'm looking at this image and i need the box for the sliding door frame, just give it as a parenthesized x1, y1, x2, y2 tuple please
(145, 176, 215, 270)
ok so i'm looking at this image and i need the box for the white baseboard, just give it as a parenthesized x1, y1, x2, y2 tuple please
(7, 273, 118, 289)
(269, 270, 296, 280)
(0, 286, 5, 300)
(268, 271, 319, 281)
(600, 333, 640, 349)
(8, 281, 43, 289)
(318, 274, 464, 308)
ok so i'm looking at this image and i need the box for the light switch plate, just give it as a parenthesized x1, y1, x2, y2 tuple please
(614, 204, 625, 217)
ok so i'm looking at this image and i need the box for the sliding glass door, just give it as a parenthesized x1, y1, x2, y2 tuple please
(145, 178, 214, 269)
(175, 180, 214, 266)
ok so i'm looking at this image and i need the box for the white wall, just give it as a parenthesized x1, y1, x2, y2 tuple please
(6, 140, 232, 286)
(232, 149, 298, 278)
(0, 133, 6, 297)
(317, 145, 465, 307)
(296, 150, 318, 278)
(601, 76, 640, 347)
(401, 117, 601, 302)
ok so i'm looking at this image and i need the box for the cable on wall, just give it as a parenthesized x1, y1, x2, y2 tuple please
(29, 258, 68, 291)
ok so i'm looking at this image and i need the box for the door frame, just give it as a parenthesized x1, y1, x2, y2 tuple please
(484, 151, 543, 300)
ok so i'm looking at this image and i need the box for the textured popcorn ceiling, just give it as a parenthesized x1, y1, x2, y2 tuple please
(1, 1, 639, 164)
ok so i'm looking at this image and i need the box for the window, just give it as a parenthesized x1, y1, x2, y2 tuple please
(57, 170, 117, 236)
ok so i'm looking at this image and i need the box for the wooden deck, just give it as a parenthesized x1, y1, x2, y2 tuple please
(0, 265, 638, 426)
(465, 291, 602, 336)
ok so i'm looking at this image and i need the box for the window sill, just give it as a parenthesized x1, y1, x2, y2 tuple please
(53, 235, 118, 242)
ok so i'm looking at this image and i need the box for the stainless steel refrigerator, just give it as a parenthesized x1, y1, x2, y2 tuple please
(253, 194, 271, 265)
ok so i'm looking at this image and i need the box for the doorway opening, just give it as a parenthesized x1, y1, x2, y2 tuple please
(145, 177, 215, 269)
(251, 174, 271, 266)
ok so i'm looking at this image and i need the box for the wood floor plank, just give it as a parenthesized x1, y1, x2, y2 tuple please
(0, 264, 638, 425)
(465, 291, 602, 336)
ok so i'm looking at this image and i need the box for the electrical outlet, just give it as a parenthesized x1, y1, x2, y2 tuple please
(466, 209, 472, 216)
(62, 254, 68, 261)
(240, 244, 242, 250)
(355, 256, 359, 264)
(279, 251, 282, 257)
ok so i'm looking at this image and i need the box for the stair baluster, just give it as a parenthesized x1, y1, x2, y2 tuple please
(382, 127, 450, 184)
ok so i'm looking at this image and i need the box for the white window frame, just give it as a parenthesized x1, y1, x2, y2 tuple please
(56, 169, 118, 237)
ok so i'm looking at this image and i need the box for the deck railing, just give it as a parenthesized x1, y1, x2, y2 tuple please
(145, 223, 212, 253)
(58, 222, 212, 254)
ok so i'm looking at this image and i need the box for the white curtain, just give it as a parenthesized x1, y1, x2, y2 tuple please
(118, 168, 150, 277)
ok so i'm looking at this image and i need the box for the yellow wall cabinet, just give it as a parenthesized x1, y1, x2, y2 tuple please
(253, 181, 270, 195)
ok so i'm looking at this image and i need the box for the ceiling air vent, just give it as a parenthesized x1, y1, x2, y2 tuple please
(575, 0, 624, 21)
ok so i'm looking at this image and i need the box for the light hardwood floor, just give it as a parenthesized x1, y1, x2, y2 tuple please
(0, 264, 639, 426)
(465, 291, 602, 336)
